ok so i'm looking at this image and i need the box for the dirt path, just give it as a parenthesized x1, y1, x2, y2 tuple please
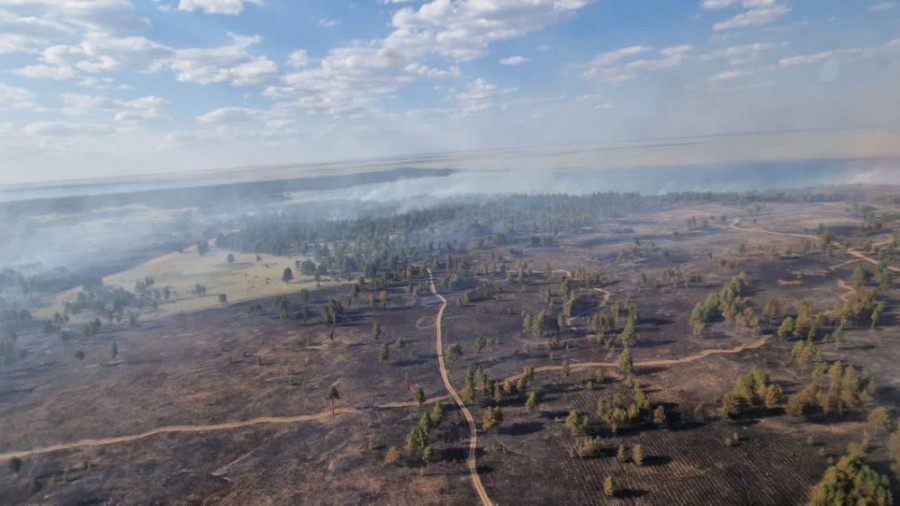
(0, 408, 358, 461)
(504, 334, 771, 382)
(729, 219, 900, 273)
(427, 268, 494, 506)
(0, 393, 449, 462)
(836, 279, 856, 302)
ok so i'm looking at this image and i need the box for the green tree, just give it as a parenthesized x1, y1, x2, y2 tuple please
(565, 410, 587, 435)
(414, 387, 426, 406)
(445, 343, 462, 364)
(525, 392, 538, 414)
(603, 476, 615, 497)
(616, 445, 627, 463)
(653, 405, 666, 426)
(226, 253, 234, 264)
(282, 267, 294, 284)
(9, 456, 21, 473)
(430, 402, 444, 427)
(378, 343, 390, 363)
(868, 406, 891, 430)
(618, 347, 633, 375)
(422, 445, 434, 464)
(384, 446, 401, 465)
(632, 444, 644, 466)
(808, 445, 893, 506)
(326, 386, 340, 418)
(372, 322, 382, 341)
(777, 316, 794, 339)
(483, 406, 503, 431)
(110, 342, 118, 360)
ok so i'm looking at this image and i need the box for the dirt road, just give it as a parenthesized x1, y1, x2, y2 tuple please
(427, 269, 494, 506)
(729, 219, 899, 273)
(504, 334, 771, 383)
(0, 395, 449, 462)
(0, 408, 358, 461)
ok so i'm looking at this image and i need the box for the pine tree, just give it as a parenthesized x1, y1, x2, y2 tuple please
(632, 444, 644, 466)
(384, 446, 401, 465)
(619, 347, 633, 375)
(326, 386, 340, 418)
(603, 476, 615, 497)
(525, 392, 538, 414)
(372, 322, 381, 340)
(653, 405, 666, 426)
(483, 406, 503, 431)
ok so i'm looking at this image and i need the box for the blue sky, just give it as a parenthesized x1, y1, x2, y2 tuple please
(0, 0, 898, 184)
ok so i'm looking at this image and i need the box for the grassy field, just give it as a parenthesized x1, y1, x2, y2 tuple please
(35, 242, 344, 320)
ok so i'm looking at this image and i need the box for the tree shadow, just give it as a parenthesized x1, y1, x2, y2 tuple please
(616, 489, 648, 499)
(636, 366, 668, 375)
(643, 455, 672, 467)
(498, 421, 544, 436)
(394, 358, 429, 367)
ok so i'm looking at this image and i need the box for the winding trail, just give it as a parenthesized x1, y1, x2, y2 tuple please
(504, 334, 771, 383)
(427, 269, 494, 506)
(729, 219, 900, 273)
(0, 408, 358, 461)
(836, 279, 856, 302)
(0, 393, 449, 462)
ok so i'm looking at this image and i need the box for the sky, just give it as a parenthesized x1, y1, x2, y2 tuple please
(0, 0, 898, 185)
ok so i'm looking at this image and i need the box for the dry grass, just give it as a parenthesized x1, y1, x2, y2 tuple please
(35, 242, 345, 319)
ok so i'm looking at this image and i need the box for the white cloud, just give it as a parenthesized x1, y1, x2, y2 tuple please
(22, 121, 113, 136)
(870, 2, 896, 11)
(708, 69, 751, 81)
(699, 41, 787, 65)
(499, 56, 528, 66)
(586, 46, 651, 68)
(153, 33, 277, 86)
(385, 0, 594, 62)
(583, 45, 691, 82)
(287, 49, 309, 68)
(177, 0, 262, 15)
(776, 38, 900, 68)
(15, 64, 76, 79)
(408, 77, 517, 118)
(0, 0, 150, 32)
(452, 78, 516, 116)
(60, 92, 167, 123)
(15, 32, 170, 80)
(262, 0, 593, 116)
(713, 4, 790, 31)
(317, 18, 338, 28)
(701, 0, 776, 10)
(195, 106, 263, 123)
(576, 93, 612, 109)
(0, 9, 74, 55)
(0, 82, 37, 108)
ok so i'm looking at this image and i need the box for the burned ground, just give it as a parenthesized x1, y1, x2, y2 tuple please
(1, 197, 899, 504)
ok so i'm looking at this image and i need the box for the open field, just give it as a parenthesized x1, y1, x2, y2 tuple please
(2, 191, 900, 504)
(33, 243, 343, 321)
